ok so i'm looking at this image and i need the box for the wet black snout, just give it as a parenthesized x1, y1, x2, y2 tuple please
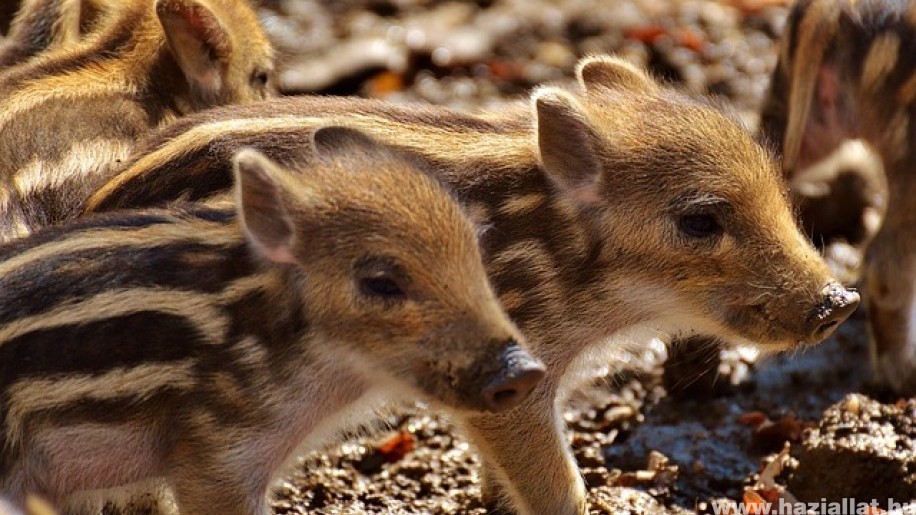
(481, 343, 546, 412)
(807, 282, 860, 340)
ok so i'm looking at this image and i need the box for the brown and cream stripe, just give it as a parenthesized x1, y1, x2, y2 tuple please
(0, 0, 273, 243)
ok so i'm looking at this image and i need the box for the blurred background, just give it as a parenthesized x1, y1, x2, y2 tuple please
(259, 0, 783, 119)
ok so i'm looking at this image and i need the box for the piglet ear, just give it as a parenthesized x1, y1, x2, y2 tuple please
(310, 125, 387, 158)
(533, 87, 603, 205)
(233, 148, 300, 265)
(310, 125, 428, 171)
(156, 0, 231, 99)
(576, 55, 657, 94)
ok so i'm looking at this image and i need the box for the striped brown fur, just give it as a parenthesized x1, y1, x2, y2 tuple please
(0, 0, 116, 69)
(759, 0, 916, 394)
(0, 129, 540, 515)
(86, 55, 859, 515)
(0, 0, 274, 244)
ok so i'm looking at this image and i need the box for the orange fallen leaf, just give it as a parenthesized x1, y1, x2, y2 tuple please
(377, 430, 415, 463)
(367, 71, 405, 97)
(676, 28, 706, 52)
(487, 60, 524, 82)
(738, 411, 769, 427)
(757, 487, 781, 504)
(743, 488, 769, 515)
(753, 413, 812, 450)
(624, 25, 668, 44)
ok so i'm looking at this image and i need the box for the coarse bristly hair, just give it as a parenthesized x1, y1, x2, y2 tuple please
(0, 0, 276, 244)
(0, 128, 541, 515)
(83, 54, 857, 515)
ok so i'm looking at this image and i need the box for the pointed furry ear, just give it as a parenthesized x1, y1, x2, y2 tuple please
(156, 0, 232, 99)
(234, 148, 301, 265)
(310, 125, 387, 158)
(576, 55, 657, 94)
(533, 87, 603, 205)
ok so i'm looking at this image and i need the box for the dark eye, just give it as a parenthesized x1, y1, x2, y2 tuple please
(356, 257, 409, 302)
(359, 275, 405, 299)
(252, 70, 269, 87)
(678, 213, 722, 239)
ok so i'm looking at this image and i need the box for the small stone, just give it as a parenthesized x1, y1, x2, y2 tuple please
(578, 446, 606, 468)
(536, 41, 576, 69)
(604, 405, 637, 423)
(583, 467, 611, 488)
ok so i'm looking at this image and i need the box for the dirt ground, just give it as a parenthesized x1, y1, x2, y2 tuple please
(250, 0, 916, 513)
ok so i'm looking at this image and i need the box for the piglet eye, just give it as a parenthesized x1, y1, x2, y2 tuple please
(359, 275, 405, 299)
(355, 257, 409, 303)
(678, 213, 722, 239)
(252, 70, 269, 87)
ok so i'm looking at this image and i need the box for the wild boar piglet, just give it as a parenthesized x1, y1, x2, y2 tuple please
(760, 0, 916, 394)
(0, 127, 544, 515)
(0, 0, 117, 68)
(0, 0, 275, 243)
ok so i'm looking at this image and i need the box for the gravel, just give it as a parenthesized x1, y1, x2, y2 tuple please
(788, 394, 916, 507)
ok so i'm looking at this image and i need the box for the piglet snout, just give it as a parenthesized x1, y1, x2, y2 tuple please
(481, 342, 545, 412)
(807, 282, 860, 341)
